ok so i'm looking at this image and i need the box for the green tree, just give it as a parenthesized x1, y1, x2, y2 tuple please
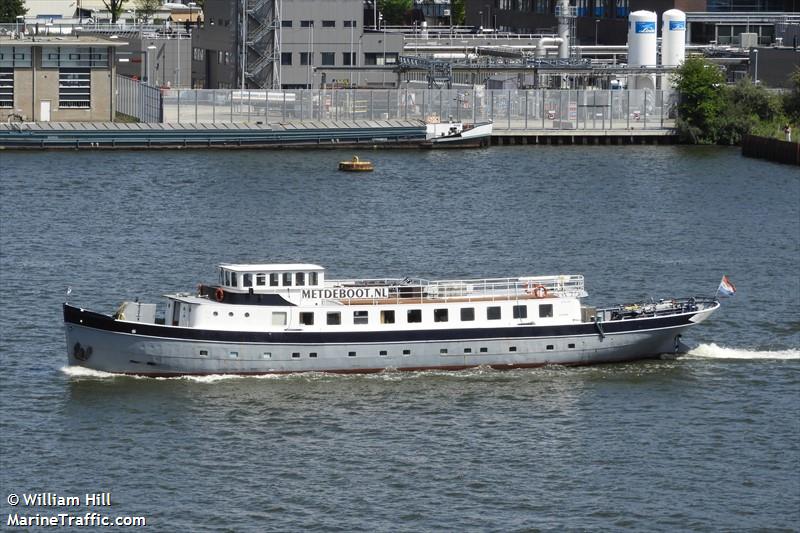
(0, 0, 27, 23)
(102, 0, 128, 23)
(379, 0, 412, 25)
(451, 0, 466, 25)
(783, 68, 800, 124)
(671, 57, 726, 144)
(136, 0, 161, 23)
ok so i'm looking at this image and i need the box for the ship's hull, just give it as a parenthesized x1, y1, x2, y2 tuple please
(63, 303, 715, 376)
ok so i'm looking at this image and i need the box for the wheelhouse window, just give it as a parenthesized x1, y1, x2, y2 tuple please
(224, 271, 230, 286)
(353, 310, 368, 324)
(513, 305, 527, 319)
(231, 272, 238, 287)
(299, 312, 314, 325)
(407, 309, 422, 323)
(282, 272, 292, 286)
(309, 272, 318, 286)
(243, 273, 252, 287)
(256, 273, 266, 286)
(381, 310, 395, 324)
(327, 312, 341, 325)
(539, 304, 554, 318)
(296, 272, 305, 286)
(270, 273, 279, 286)
(434, 309, 448, 322)
(460, 308, 475, 321)
(272, 312, 287, 326)
(487, 306, 501, 320)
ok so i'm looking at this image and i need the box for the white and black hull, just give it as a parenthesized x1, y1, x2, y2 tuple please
(63, 302, 717, 376)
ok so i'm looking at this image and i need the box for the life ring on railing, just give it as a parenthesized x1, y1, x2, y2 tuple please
(526, 283, 547, 298)
(215, 287, 225, 302)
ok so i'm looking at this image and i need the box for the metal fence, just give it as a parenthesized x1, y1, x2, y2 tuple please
(116, 76, 163, 123)
(116, 77, 676, 130)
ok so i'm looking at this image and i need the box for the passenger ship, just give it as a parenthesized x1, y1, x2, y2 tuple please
(63, 263, 719, 376)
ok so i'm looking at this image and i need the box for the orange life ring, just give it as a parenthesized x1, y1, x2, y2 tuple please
(527, 283, 547, 298)
(215, 288, 224, 302)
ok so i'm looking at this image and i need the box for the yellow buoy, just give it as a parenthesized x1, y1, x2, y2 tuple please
(338, 155, 374, 172)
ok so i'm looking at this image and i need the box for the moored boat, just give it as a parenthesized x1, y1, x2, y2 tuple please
(63, 263, 719, 376)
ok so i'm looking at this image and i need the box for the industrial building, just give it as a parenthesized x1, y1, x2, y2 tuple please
(0, 33, 125, 122)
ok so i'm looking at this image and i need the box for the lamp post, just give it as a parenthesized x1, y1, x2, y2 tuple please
(753, 48, 758, 84)
(595, 19, 599, 45)
(188, 2, 197, 31)
(146, 44, 157, 85)
(16, 15, 23, 36)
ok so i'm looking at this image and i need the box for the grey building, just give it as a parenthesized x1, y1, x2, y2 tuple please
(191, 0, 404, 89)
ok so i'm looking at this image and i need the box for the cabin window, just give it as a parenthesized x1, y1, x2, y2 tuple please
(199, 350, 208, 356)
(480, 347, 488, 353)
(379, 350, 387, 356)
(568, 343, 575, 349)
(262, 352, 272, 359)
(282, 273, 292, 286)
(434, 309, 449, 322)
(243, 273, 252, 287)
(353, 311, 369, 325)
(224, 271, 230, 286)
(407, 309, 422, 323)
(310, 352, 318, 358)
(296, 272, 305, 286)
(256, 273, 266, 286)
(292, 352, 300, 358)
(402, 349, 411, 356)
(270, 273, 279, 286)
(213, 311, 218, 316)
(327, 312, 341, 325)
(539, 304, 554, 318)
(309, 272, 318, 285)
(440, 348, 448, 354)
(513, 305, 527, 319)
(464, 348, 472, 354)
(219, 270, 224, 284)
(348, 351, 356, 357)
(299, 312, 314, 325)
(546, 345, 554, 350)
(229, 351, 238, 358)
(460, 308, 475, 321)
(487, 306, 501, 320)
(231, 272, 238, 287)
(381, 310, 395, 324)
(509, 346, 517, 352)
(272, 312, 287, 326)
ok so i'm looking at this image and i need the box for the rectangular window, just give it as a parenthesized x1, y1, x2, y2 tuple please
(231, 272, 238, 287)
(309, 352, 318, 358)
(379, 350, 388, 356)
(224, 271, 230, 286)
(539, 304, 554, 318)
(460, 308, 475, 321)
(281, 52, 292, 65)
(342, 52, 357, 66)
(440, 348, 448, 354)
(270, 273, 279, 286)
(513, 305, 527, 319)
(464, 348, 472, 354)
(381, 310, 395, 324)
(309, 272, 318, 285)
(322, 20, 335, 27)
(299, 312, 314, 325)
(320, 52, 335, 66)
(199, 350, 208, 356)
(243, 273, 252, 287)
(59, 68, 90, 108)
(434, 309, 449, 322)
(0, 68, 13, 108)
(354, 310, 369, 324)
(229, 351, 239, 358)
(407, 309, 422, 323)
(348, 351, 356, 357)
(292, 352, 300, 358)
(402, 349, 411, 355)
(327, 312, 341, 325)
(568, 343, 575, 349)
(218, 50, 224, 64)
(300, 20, 313, 27)
(256, 274, 266, 286)
(282, 272, 292, 286)
(272, 312, 287, 326)
(262, 352, 272, 359)
(296, 272, 305, 286)
(281, 20, 292, 27)
(480, 347, 488, 353)
(364, 53, 399, 66)
(300, 52, 310, 65)
(344, 20, 357, 27)
(546, 345, 554, 350)
(509, 346, 517, 352)
(487, 306, 501, 320)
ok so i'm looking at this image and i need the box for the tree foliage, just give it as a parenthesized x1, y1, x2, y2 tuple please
(672, 57, 726, 143)
(0, 0, 27, 23)
(379, 0, 412, 25)
(783, 68, 800, 124)
(451, 0, 466, 25)
(136, 0, 161, 23)
(102, 0, 127, 24)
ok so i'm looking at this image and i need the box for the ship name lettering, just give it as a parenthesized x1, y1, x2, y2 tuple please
(301, 288, 388, 299)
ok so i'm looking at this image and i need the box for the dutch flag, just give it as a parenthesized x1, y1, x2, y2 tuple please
(717, 275, 736, 297)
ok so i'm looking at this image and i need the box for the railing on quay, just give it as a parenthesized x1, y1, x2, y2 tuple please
(150, 84, 676, 130)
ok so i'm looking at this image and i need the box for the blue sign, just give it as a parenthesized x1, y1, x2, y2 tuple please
(669, 20, 686, 31)
(635, 21, 656, 33)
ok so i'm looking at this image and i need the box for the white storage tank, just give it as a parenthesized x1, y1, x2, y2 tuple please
(628, 10, 658, 67)
(661, 9, 686, 67)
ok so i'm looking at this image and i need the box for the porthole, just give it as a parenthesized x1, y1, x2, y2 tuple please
(213, 311, 218, 316)
(228, 312, 234, 317)
(245, 312, 250, 318)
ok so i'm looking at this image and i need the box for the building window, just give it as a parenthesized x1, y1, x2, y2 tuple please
(381, 310, 395, 324)
(460, 308, 475, 321)
(407, 309, 422, 323)
(299, 312, 314, 325)
(513, 305, 527, 319)
(281, 20, 292, 27)
(327, 312, 341, 325)
(539, 304, 554, 318)
(272, 312, 287, 326)
(344, 20, 357, 27)
(300, 20, 313, 27)
(300, 52, 310, 65)
(320, 52, 335, 66)
(353, 310, 368, 324)
(192, 47, 205, 61)
(434, 309, 448, 322)
(281, 52, 292, 65)
(0, 69, 12, 108)
(487, 306, 501, 320)
(342, 52, 356, 66)
(59, 68, 90, 108)
(217, 50, 224, 64)
(364, 53, 398, 65)
(322, 20, 335, 27)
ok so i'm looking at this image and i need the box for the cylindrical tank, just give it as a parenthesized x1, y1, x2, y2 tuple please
(557, 0, 570, 59)
(661, 9, 686, 66)
(627, 10, 657, 67)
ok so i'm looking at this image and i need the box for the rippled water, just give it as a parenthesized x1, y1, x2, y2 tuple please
(1, 146, 798, 531)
